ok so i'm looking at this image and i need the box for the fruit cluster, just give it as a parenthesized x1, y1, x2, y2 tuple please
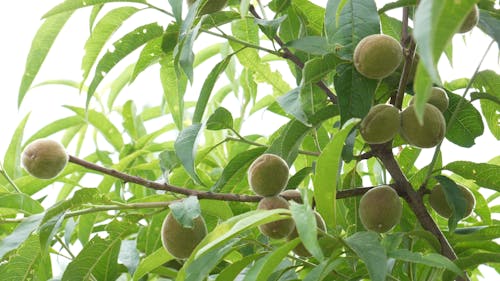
(248, 154, 326, 256)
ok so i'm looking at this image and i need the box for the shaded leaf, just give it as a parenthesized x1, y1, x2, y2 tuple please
(0, 193, 44, 215)
(206, 107, 234, 130)
(0, 213, 44, 259)
(133, 247, 173, 281)
(388, 249, 463, 276)
(161, 56, 187, 130)
(0, 234, 45, 281)
(345, 231, 387, 281)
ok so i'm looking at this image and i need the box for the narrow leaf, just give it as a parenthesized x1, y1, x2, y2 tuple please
(133, 247, 173, 281)
(19, 12, 73, 106)
(174, 123, 204, 185)
(192, 56, 231, 123)
(444, 161, 500, 192)
(87, 23, 164, 105)
(313, 121, 357, 229)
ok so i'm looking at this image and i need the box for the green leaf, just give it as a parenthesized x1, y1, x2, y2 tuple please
(199, 200, 234, 221)
(174, 123, 204, 185)
(230, 19, 291, 96)
(243, 239, 301, 281)
(287, 167, 313, 189)
(345, 231, 387, 281)
(176, 15, 204, 83)
(325, 0, 380, 59)
(25, 116, 84, 145)
(0, 234, 45, 281)
(478, 9, 500, 49)
(160, 56, 187, 130)
(277, 87, 311, 126)
(131, 37, 163, 83)
(184, 240, 238, 281)
(122, 100, 147, 140)
(435, 175, 468, 232)
(87, 22, 164, 105)
(19, 12, 73, 106)
(292, 0, 325, 35)
(0, 193, 44, 215)
(4, 114, 30, 180)
(444, 161, 500, 192)
(313, 121, 357, 229)
(388, 249, 463, 276)
(443, 92, 484, 147)
(192, 56, 232, 123)
(66, 106, 124, 150)
(302, 54, 340, 85)
(136, 212, 166, 255)
(473, 70, 500, 140)
(62, 236, 122, 281)
(254, 15, 287, 40)
(206, 107, 234, 130)
(378, 0, 416, 14)
(267, 105, 339, 165)
(0, 213, 44, 259)
(43, 0, 147, 18)
(451, 225, 500, 242)
(81, 7, 139, 83)
(133, 247, 173, 281)
(214, 253, 265, 281)
(210, 147, 266, 192)
(290, 202, 323, 260)
(334, 63, 378, 124)
(177, 209, 291, 280)
(286, 36, 333, 56)
(169, 196, 201, 228)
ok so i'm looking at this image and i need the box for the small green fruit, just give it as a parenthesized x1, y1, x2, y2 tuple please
(248, 154, 289, 197)
(353, 34, 403, 79)
(429, 184, 475, 219)
(22, 139, 68, 179)
(287, 211, 326, 257)
(359, 185, 402, 233)
(258, 196, 295, 239)
(458, 5, 479, 33)
(400, 104, 446, 148)
(161, 212, 208, 259)
(410, 87, 449, 113)
(360, 104, 400, 144)
(187, 0, 228, 15)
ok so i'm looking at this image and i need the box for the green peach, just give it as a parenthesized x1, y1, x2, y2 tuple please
(161, 212, 208, 259)
(22, 139, 68, 179)
(258, 196, 295, 239)
(400, 104, 446, 148)
(248, 154, 289, 197)
(360, 104, 400, 144)
(429, 184, 475, 219)
(353, 34, 403, 79)
(359, 185, 402, 233)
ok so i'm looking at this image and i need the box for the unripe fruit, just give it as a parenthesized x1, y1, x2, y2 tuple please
(258, 196, 295, 239)
(458, 5, 479, 33)
(187, 0, 228, 15)
(360, 104, 400, 144)
(400, 104, 446, 148)
(353, 34, 403, 79)
(429, 184, 475, 219)
(248, 154, 289, 197)
(161, 212, 208, 259)
(287, 211, 326, 257)
(359, 185, 402, 233)
(22, 139, 68, 179)
(410, 87, 449, 113)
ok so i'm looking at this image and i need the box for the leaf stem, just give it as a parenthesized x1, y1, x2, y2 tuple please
(201, 28, 281, 56)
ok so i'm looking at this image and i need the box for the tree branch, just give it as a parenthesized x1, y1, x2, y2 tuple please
(371, 143, 469, 281)
(68, 155, 373, 203)
(248, 5, 338, 104)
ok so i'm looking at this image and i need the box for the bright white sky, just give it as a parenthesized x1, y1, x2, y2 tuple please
(0, 0, 499, 279)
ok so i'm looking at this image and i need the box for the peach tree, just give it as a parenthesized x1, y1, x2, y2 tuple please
(1, 0, 499, 280)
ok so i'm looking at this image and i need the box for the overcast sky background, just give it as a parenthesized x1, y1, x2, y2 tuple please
(0, 0, 498, 279)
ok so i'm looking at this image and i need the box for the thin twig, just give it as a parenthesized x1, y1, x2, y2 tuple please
(248, 5, 338, 104)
